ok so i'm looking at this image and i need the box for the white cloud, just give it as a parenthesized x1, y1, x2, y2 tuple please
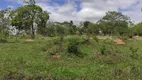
(7, 5, 15, 9)
(36, 0, 79, 22)
(6, 0, 142, 23)
(79, 0, 142, 23)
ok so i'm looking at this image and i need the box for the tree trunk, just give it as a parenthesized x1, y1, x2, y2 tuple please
(31, 24, 35, 39)
(16, 30, 20, 42)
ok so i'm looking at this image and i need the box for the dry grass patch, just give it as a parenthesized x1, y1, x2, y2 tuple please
(24, 39, 34, 43)
(113, 39, 125, 45)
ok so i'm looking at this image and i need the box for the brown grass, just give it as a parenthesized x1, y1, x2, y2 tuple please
(113, 39, 125, 45)
(24, 39, 34, 43)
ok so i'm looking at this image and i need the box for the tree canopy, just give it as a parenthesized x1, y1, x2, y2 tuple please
(11, 0, 49, 39)
(1, 0, 142, 40)
(98, 11, 132, 35)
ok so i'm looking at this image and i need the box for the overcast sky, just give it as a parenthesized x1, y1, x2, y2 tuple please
(0, 0, 142, 23)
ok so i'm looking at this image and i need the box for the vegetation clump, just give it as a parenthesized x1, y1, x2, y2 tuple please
(67, 36, 86, 57)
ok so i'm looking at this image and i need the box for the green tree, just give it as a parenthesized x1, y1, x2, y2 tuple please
(60, 21, 77, 35)
(131, 23, 142, 36)
(81, 21, 91, 34)
(98, 11, 132, 35)
(68, 21, 77, 35)
(87, 22, 99, 35)
(37, 11, 49, 36)
(11, 0, 49, 39)
(0, 8, 11, 42)
(80, 21, 99, 35)
(83, 21, 90, 29)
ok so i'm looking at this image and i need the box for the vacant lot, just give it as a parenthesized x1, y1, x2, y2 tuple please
(0, 36, 142, 80)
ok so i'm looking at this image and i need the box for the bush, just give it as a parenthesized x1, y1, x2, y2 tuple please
(99, 45, 106, 55)
(129, 46, 139, 59)
(0, 31, 9, 43)
(0, 38, 8, 43)
(52, 36, 64, 45)
(67, 36, 86, 57)
(81, 35, 93, 44)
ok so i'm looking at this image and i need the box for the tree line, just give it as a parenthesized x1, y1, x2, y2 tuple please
(0, 0, 142, 41)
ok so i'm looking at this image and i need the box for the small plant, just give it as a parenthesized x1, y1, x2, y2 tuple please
(99, 45, 106, 55)
(47, 46, 60, 55)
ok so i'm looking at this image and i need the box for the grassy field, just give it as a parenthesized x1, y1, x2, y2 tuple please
(0, 36, 142, 80)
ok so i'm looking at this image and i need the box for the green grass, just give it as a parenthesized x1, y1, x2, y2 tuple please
(0, 36, 142, 80)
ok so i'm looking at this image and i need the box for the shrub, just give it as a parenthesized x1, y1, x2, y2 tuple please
(0, 38, 8, 43)
(52, 36, 64, 45)
(82, 35, 93, 44)
(129, 46, 139, 59)
(52, 38, 61, 45)
(67, 36, 86, 57)
(0, 31, 9, 43)
(47, 46, 61, 55)
(99, 45, 106, 55)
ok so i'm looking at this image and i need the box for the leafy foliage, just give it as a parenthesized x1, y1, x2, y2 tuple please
(67, 36, 86, 57)
(0, 8, 11, 42)
(11, 0, 49, 39)
(98, 11, 133, 35)
(131, 23, 142, 36)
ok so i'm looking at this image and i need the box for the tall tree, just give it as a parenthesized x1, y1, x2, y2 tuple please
(0, 8, 11, 41)
(98, 11, 132, 35)
(37, 11, 49, 36)
(11, 0, 49, 39)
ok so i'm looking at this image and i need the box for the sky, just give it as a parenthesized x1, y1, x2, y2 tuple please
(0, 0, 142, 23)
